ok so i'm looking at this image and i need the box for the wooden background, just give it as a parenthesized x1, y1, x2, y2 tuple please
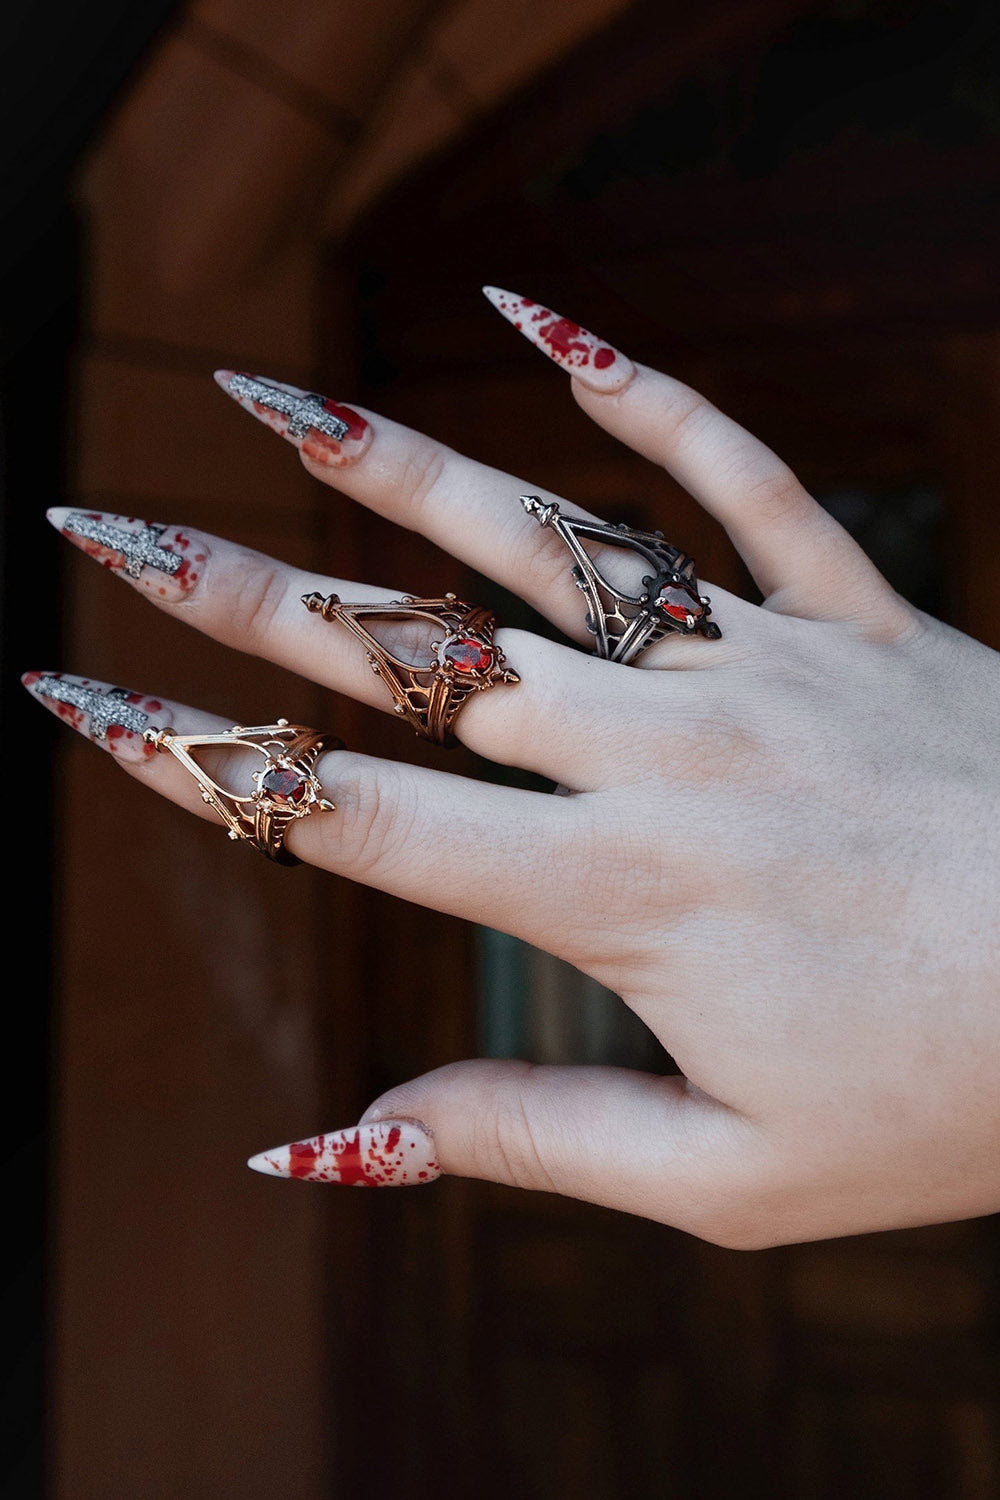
(14, 0, 1000, 1494)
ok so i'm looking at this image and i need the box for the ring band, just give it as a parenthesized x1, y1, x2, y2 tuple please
(302, 591, 519, 745)
(142, 718, 339, 864)
(521, 495, 721, 662)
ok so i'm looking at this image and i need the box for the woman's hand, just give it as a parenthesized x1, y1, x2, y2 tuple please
(27, 288, 1000, 1246)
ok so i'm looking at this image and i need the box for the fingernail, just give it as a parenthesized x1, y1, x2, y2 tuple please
(47, 509, 208, 601)
(482, 285, 635, 393)
(247, 1120, 440, 1186)
(21, 671, 171, 763)
(214, 370, 372, 467)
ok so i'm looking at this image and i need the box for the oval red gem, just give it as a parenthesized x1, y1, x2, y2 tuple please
(443, 637, 494, 673)
(656, 584, 703, 623)
(262, 766, 306, 803)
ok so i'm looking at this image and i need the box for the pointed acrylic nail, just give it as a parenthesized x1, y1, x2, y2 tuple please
(214, 370, 372, 467)
(482, 285, 635, 393)
(47, 509, 209, 601)
(21, 671, 172, 764)
(247, 1120, 440, 1187)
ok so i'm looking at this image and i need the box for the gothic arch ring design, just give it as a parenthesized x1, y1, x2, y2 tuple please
(520, 496, 721, 662)
(302, 591, 520, 745)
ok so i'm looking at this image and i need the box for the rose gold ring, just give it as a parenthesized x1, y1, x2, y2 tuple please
(302, 591, 519, 745)
(142, 718, 340, 864)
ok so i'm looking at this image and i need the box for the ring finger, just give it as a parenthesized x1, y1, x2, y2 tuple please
(22, 669, 585, 950)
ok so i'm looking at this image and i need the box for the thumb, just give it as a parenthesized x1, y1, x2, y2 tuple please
(248, 1059, 758, 1242)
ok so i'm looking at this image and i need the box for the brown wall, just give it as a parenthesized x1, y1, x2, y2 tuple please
(47, 1, 1000, 1496)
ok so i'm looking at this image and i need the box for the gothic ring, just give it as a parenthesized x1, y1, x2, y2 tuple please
(302, 591, 520, 745)
(142, 718, 340, 864)
(520, 496, 721, 662)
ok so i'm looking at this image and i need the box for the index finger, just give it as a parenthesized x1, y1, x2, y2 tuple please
(214, 371, 753, 653)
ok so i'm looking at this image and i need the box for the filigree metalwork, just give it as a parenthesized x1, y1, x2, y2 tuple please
(143, 719, 339, 864)
(520, 496, 720, 662)
(302, 592, 519, 745)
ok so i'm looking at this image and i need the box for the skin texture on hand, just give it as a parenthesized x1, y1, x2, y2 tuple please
(29, 291, 1000, 1248)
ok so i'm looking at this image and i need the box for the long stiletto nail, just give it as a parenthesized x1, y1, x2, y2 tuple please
(21, 671, 170, 763)
(47, 509, 208, 600)
(247, 1120, 439, 1186)
(214, 370, 372, 467)
(482, 285, 635, 393)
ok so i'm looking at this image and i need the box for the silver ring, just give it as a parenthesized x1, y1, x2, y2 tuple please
(521, 496, 721, 663)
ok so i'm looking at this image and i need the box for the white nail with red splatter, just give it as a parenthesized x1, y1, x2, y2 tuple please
(247, 1120, 440, 1187)
(214, 370, 373, 468)
(47, 508, 209, 602)
(482, 285, 636, 393)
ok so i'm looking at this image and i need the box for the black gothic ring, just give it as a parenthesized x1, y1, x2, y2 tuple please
(520, 496, 721, 662)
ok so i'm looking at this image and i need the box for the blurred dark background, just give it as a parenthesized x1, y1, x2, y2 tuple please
(4, 0, 1000, 1495)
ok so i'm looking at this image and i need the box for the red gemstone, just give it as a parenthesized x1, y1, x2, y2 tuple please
(262, 766, 306, 803)
(656, 584, 703, 623)
(443, 637, 494, 673)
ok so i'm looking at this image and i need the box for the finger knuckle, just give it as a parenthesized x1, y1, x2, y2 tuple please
(741, 463, 810, 526)
(231, 561, 288, 641)
(523, 524, 578, 597)
(663, 392, 713, 446)
(398, 441, 448, 517)
(474, 1073, 558, 1194)
(335, 762, 416, 879)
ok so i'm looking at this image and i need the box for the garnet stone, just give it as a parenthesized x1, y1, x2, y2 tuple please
(442, 636, 494, 673)
(261, 764, 307, 803)
(656, 582, 704, 624)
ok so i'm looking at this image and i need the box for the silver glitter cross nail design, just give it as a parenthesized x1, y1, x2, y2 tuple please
(227, 374, 350, 441)
(62, 515, 183, 580)
(37, 678, 149, 740)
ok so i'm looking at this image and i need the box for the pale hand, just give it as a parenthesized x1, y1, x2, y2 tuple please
(27, 288, 1000, 1246)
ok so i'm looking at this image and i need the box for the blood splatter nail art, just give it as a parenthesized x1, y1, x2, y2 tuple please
(214, 370, 372, 467)
(47, 509, 208, 601)
(247, 1120, 440, 1187)
(21, 671, 171, 764)
(482, 285, 636, 393)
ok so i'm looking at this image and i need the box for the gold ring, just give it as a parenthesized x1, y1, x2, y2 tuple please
(302, 591, 519, 745)
(142, 718, 340, 864)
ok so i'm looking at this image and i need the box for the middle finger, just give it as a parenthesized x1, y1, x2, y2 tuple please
(48, 506, 661, 789)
